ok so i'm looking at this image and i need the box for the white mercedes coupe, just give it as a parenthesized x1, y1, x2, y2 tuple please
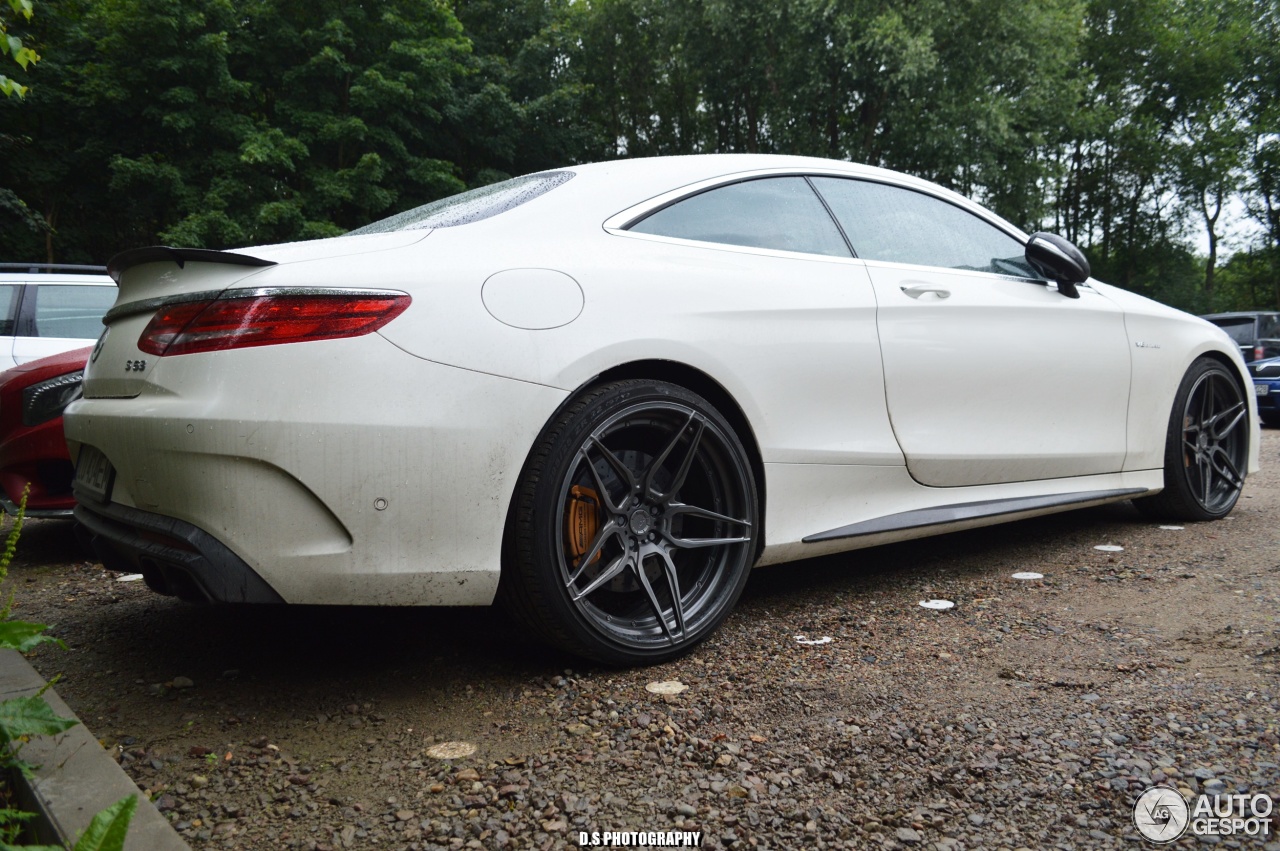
(65, 154, 1260, 664)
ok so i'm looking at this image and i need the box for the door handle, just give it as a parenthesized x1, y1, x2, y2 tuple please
(900, 284, 951, 299)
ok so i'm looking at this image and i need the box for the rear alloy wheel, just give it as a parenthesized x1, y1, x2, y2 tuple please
(502, 380, 758, 665)
(1137, 358, 1249, 521)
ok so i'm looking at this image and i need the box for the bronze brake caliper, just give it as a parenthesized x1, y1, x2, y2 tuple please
(565, 485, 603, 567)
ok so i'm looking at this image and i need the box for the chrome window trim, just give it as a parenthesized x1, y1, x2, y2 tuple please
(603, 166, 1033, 247)
(859, 257, 1095, 291)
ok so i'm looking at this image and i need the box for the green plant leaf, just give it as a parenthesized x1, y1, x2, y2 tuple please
(0, 695, 78, 745)
(0, 621, 65, 652)
(72, 794, 136, 851)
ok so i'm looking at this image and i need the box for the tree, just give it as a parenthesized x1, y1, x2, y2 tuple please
(1161, 0, 1252, 297)
(0, 0, 485, 258)
(1241, 0, 1280, 307)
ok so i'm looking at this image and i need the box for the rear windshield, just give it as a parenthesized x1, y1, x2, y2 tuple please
(347, 171, 574, 235)
(1212, 318, 1255, 345)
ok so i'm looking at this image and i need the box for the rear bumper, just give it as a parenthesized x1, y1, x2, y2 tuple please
(63, 334, 568, 606)
(74, 500, 284, 603)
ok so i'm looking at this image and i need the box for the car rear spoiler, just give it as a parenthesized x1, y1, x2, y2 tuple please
(106, 246, 277, 283)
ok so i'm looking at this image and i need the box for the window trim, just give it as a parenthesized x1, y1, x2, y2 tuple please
(14, 284, 35, 337)
(604, 167, 1037, 267)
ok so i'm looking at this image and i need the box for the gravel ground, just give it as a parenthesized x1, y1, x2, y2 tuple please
(5, 429, 1280, 851)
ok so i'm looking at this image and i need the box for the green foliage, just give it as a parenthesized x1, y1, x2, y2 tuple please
(0, 622, 63, 655)
(0, 695, 77, 749)
(0, 489, 21, 602)
(1, 0, 39, 97)
(70, 795, 136, 851)
(0, 493, 134, 851)
(1216, 246, 1280, 311)
(0, 807, 39, 847)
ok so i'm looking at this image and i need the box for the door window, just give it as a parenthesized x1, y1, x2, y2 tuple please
(629, 177, 851, 257)
(31, 285, 116, 339)
(810, 177, 1034, 277)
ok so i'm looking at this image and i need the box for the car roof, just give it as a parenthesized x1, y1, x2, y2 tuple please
(0, 263, 112, 285)
(1201, 311, 1280, 320)
(556, 154, 997, 215)
(456, 154, 1033, 246)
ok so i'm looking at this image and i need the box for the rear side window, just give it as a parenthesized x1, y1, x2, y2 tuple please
(1212, 319, 1255, 345)
(810, 177, 1034, 276)
(1259, 315, 1280, 338)
(348, 171, 575, 235)
(31, 285, 116, 339)
(628, 177, 851, 257)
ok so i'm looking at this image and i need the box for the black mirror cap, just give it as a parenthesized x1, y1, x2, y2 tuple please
(1025, 232, 1090, 298)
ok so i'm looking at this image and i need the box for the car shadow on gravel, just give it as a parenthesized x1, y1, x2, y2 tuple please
(11, 498, 1153, 689)
(8, 520, 578, 694)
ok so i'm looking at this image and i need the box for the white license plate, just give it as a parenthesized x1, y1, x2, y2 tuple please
(1257, 384, 1270, 396)
(74, 445, 114, 503)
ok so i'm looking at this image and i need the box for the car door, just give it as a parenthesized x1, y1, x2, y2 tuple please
(810, 176, 1131, 488)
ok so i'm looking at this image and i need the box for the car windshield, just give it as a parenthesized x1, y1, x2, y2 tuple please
(348, 171, 574, 235)
(1212, 318, 1255, 345)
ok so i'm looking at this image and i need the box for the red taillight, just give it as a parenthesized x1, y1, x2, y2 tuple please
(138, 292, 411, 356)
(1255, 346, 1265, 362)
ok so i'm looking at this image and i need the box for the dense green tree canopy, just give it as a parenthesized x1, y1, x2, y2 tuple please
(0, 0, 1275, 311)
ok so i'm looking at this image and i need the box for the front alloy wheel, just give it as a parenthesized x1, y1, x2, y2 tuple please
(1138, 358, 1249, 520)
(502, 380, 758, 665)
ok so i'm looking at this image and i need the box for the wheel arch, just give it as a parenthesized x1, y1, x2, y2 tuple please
(502, 359, 768, 563)
(1199, 348, 1249, 399)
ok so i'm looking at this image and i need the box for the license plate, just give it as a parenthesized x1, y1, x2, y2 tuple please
(1257, 384, 1270, 396)
(74, 445, 114, 503)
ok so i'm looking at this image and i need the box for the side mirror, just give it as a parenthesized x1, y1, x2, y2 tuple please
(1025, 232, 1090, 299)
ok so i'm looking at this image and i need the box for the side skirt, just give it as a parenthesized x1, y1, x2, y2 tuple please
(802, 487, 1151, 544)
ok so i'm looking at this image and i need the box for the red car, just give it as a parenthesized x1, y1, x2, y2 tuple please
(0, 346, 93, 518)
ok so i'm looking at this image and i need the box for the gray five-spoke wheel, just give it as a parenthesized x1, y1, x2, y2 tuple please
(1179, 368, 1248, 514)
(502, 380, 758, 664)
(1138, 357, 1249, 521)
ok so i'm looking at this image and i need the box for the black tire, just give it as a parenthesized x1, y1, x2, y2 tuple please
(1135, 357, 1249, 521)
(1261, 411, 1280, 429)
(499, 380, 758, 665)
